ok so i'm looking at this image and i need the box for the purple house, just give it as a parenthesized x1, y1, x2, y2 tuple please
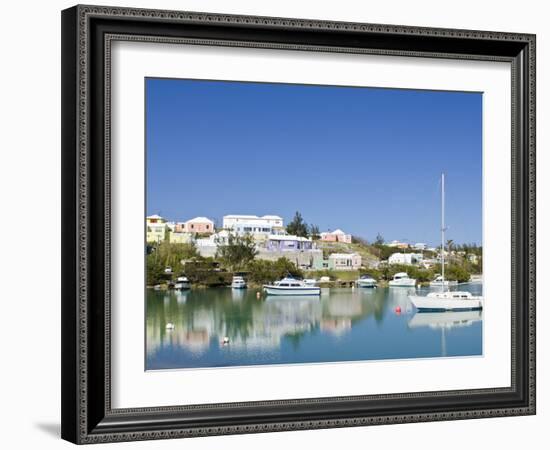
(266, 235, 314, 251)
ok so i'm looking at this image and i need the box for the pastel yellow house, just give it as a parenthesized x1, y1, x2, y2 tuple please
(146, 214, 169, 243)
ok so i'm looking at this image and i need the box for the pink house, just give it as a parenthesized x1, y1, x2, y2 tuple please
(320, 229, 352, 244)
(183, 217, 215, 234)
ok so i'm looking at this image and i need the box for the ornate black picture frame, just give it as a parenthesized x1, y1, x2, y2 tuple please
(61, 4, 536, 444)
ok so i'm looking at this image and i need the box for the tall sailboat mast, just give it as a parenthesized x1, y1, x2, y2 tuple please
(441, 172, 446, 289)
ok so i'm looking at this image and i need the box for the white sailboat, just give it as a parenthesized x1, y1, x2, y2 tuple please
(409, 173, 483, 312)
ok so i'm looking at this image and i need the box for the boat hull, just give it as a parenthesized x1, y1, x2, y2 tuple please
(263, 286, 321, 296)
(356, 281, 376, 288)
(430, 281, 459, 287)
(409, 295, 483, 311)
(389, 280, 416, 287)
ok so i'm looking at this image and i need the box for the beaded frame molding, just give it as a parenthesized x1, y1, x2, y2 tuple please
(61, 4, 536, 444)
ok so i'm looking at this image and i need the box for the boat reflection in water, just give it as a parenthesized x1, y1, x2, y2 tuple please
(146, 285, 481, 369)
(408, 310, 483, 357)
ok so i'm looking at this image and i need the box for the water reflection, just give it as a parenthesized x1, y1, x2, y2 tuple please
(408, 310, 483, 357)
(146, 285, 482, 369)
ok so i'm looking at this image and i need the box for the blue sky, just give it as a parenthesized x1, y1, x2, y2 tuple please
(146, 78, 482, 246)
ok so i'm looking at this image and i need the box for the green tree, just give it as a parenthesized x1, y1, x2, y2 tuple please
(309, 224, 320, 240)
(286, 211, 309, 237)
(446, 239, 454, 253)
(146, 253, 165, 286)
(246, 258, 303, 284)
(375, 233, 385, 245)
(215, 233, 258, 271)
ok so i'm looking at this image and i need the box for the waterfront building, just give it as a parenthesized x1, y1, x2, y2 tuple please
(319, 229, 352, 244)
(195, 230, 231, 258)
(328, 253, 362, 270)
(146, 214, 169, 243)
(182, 216, 215, 234)
(266, 234, 314, 251)
(467, 254, 479, 264)
(387, 240, 410, 249)
(173, 222, 187, 233)
(169, 231, 193, 244)
(222, 214, 285, 239)
(388, 252, 424, 265)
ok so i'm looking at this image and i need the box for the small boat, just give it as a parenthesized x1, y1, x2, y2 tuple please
(389, 272, 416, 287)
(175, 276, 190, 290)
(263, 277, 321, 296)
(409, 291, 483, 311)
(430, 275, 458, 287)
(231, 275, 247, 289)
(356, 274, 377, 288)
(303, 278, 318, 286)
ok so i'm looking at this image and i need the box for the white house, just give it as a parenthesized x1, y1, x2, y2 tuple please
(328, 253, 362, 270)
(222, 214, 285, 238)
(413, 243, 427, 250)
(387, 240, 410, 249)
(388, 252, 423, 265)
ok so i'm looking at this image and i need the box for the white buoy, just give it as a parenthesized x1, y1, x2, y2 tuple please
(222, 336, 230, 345)
(166, 323, 175, 330)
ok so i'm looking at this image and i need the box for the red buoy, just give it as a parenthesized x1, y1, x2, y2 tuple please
(394, 306, 402, 314)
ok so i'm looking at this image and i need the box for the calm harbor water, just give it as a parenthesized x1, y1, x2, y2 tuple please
(146, 284, 483, 370)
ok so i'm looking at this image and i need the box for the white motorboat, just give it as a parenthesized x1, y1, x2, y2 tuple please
(409, 291, 483, 311)
(409, 173, 484, 312)
(231, 275, 247, 289)
(430, 275, 458, 287)
(175, 276, 190, 290)
(356, 274, 377, 288)
(263, 277, 321, 296)
(303, 278, 318, 286)
(389, 272, 416, 287)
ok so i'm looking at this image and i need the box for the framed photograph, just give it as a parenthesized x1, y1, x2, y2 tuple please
(61, 4, 536, 444)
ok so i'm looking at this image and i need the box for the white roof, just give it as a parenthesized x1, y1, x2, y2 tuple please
(186, 216, 214, 224)
(331, 229, 347, 235)
(321, 229, 348, 236)
(147, 214, 163, 220)
(261, 215, 283, 220)
(268, 234, 311, 242)
(328, 253, 359, 259)
(224, 214, 282, 220)
(224, 214, 259, 219)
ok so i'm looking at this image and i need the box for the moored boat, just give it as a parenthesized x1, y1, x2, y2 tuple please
(175, 276, 190, 290)
(263, 277, 321, 296)
(430, 275, 458, 288)
(389, 272, 416, 287)
(410, 173, 483, 311)
(356, 274, 377, 288)
(231, 275, 247, 289)
(409, 291, 483, 311)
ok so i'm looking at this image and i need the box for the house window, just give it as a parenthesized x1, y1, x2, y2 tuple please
(206, 225, 209, 229)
